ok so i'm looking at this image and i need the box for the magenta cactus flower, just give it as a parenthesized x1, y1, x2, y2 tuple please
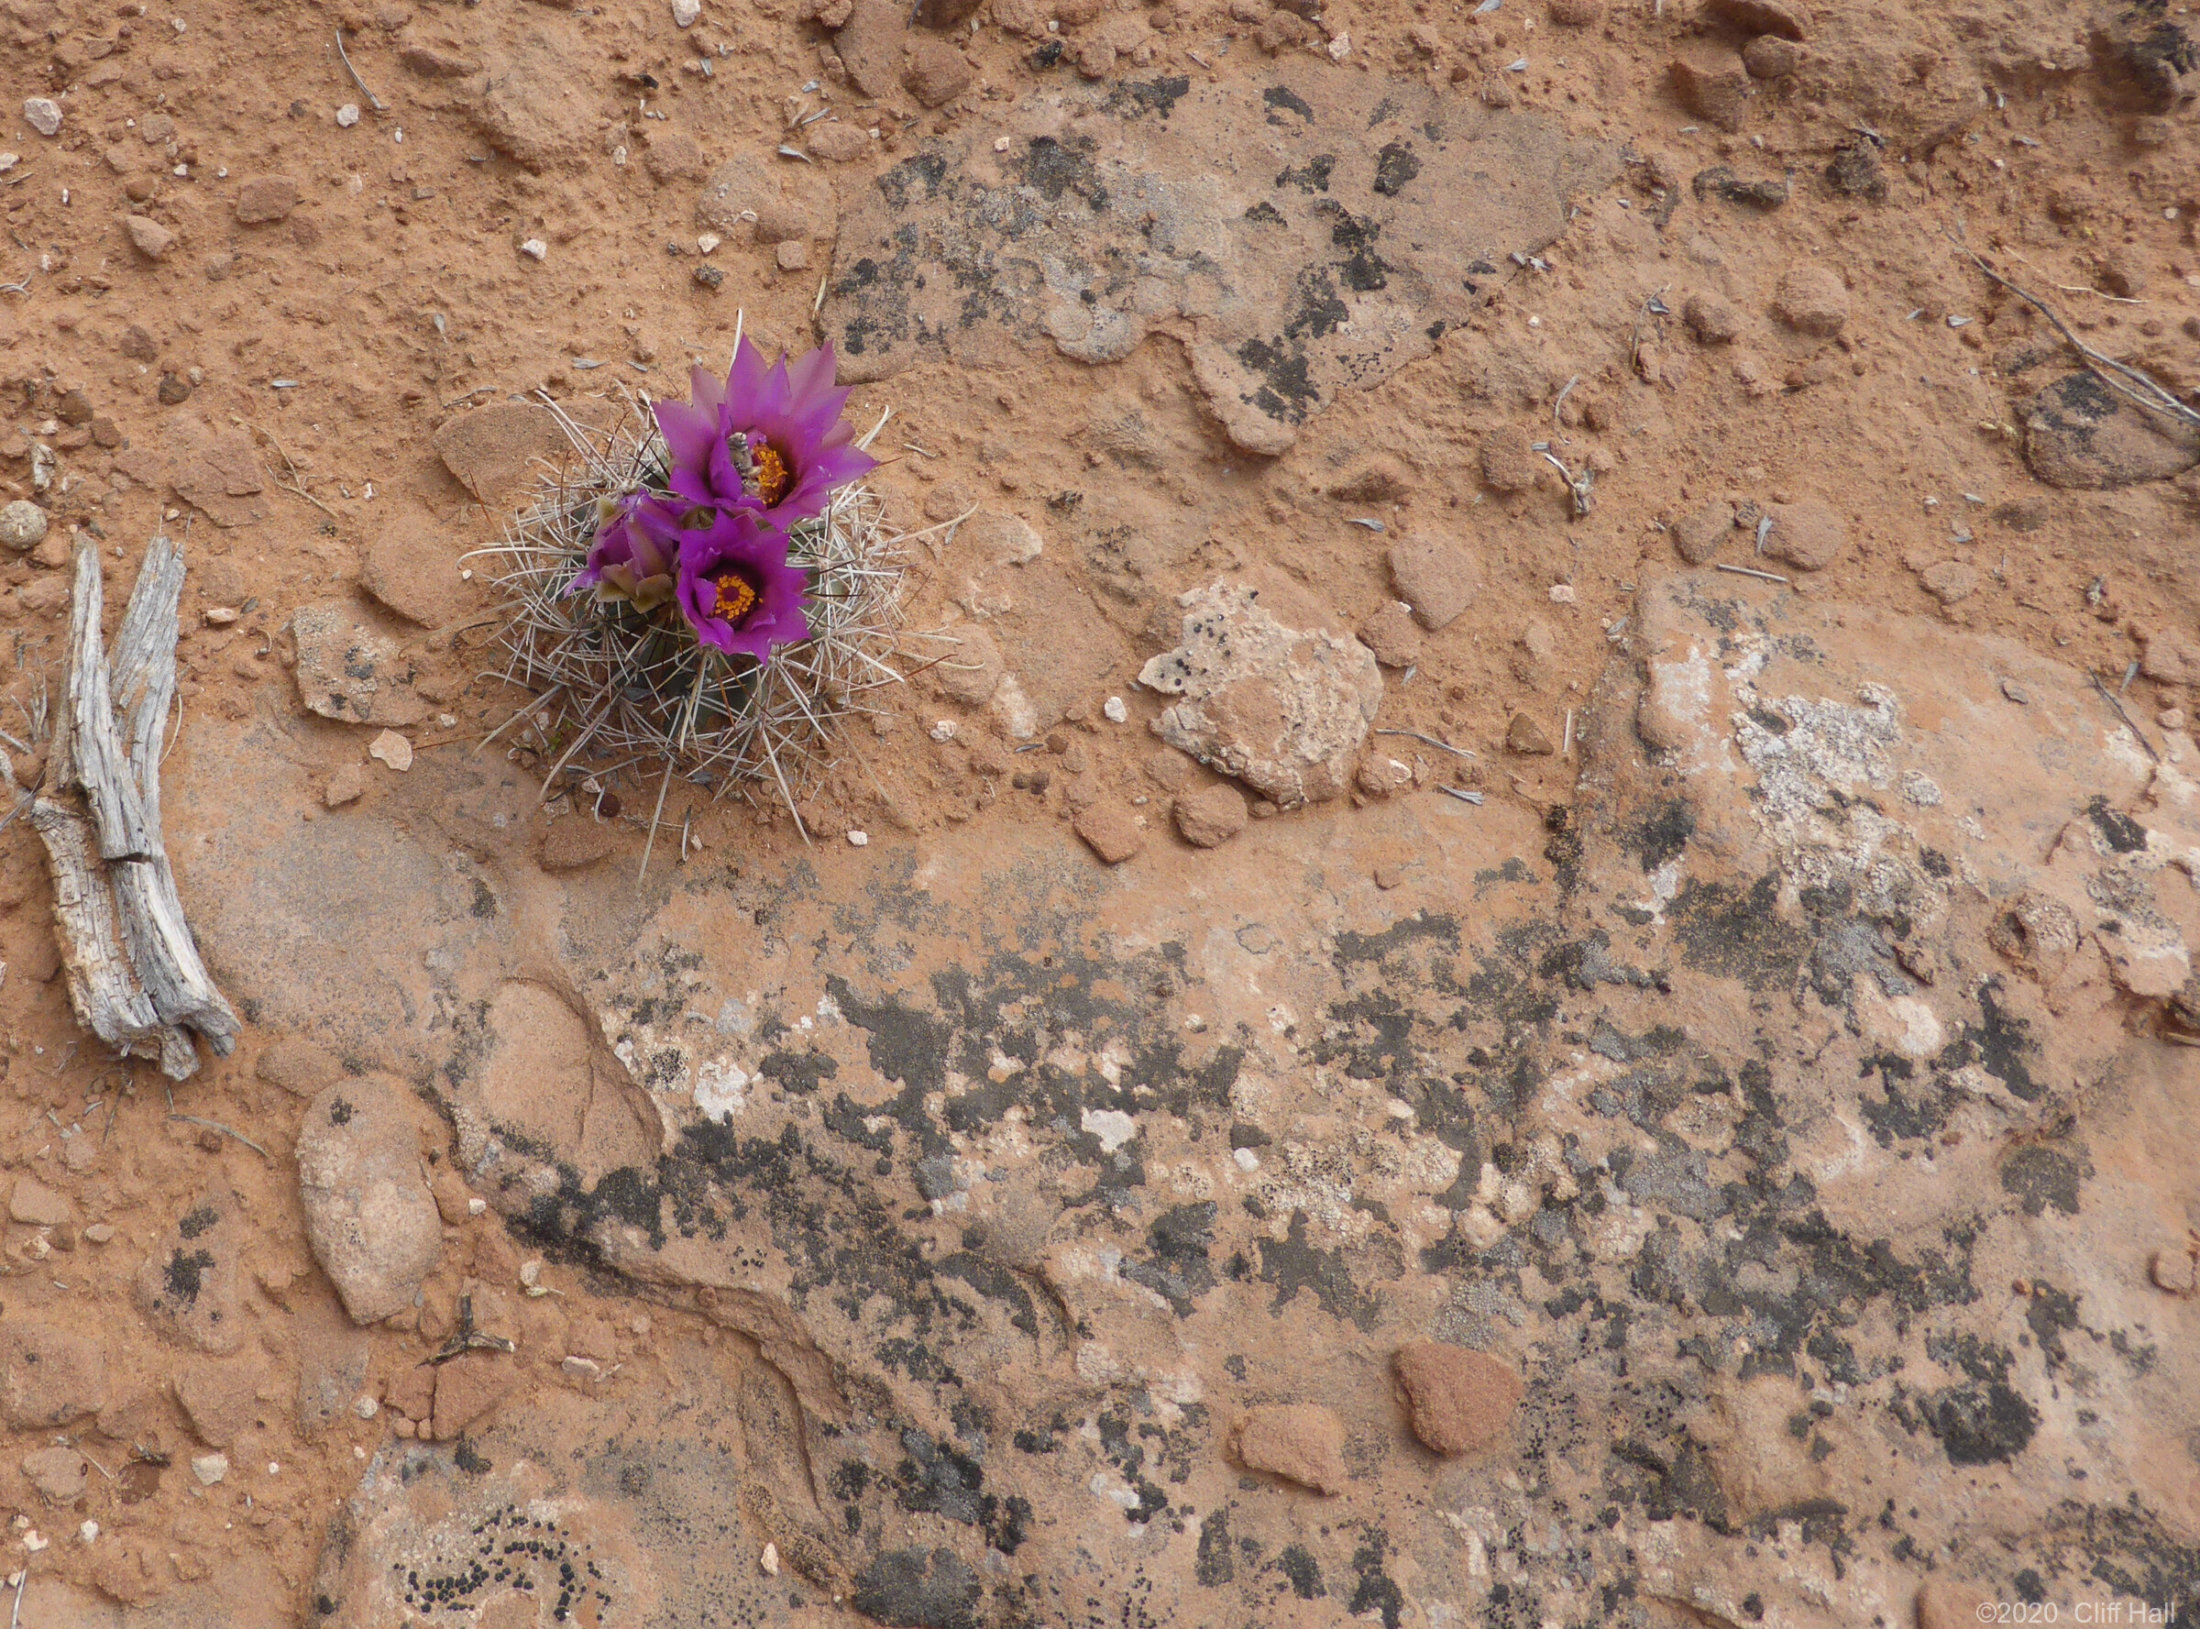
(570, 491, 684, 610)
(653, 338, 876, 530)
(674, 508, 812, 662)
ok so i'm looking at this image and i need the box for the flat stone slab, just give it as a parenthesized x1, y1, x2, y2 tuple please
(823, 65, 1610, 452)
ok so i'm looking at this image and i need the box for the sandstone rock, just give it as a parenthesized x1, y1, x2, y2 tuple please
(1328, 455, 1413, 504)
(1388, 533, 1483, 631)
(297, 1076, 443, 1325)
(1683, 292, 1740, 344)
(2023, 372, 2200, 490)
(1231, 1403, 1348, 1493)
(1672, 499, 1733, 563)
(807, 121, 870, 162)
(1358, 600, 1424, 668)
(175, 1360, 261, 1447)
(430, 1351, 514, 1439)
(1356, 755, 1413, 798)
(399, 42, 479, 77)
(1919, 560, 1977, 605)
(1479, 426, 1542, 492)
(1772, 264, 1850, 336)
(1393, 1340, 1524, 1456)
(472, 35, 597, 172)
(2142, 630, 2200, 687)
(1507, 712, 1556, 755)
(1074, 803, 1144, 864)
(539, 815, 622, 871)
(940, 623, 1004, 706)
(1668, 52, 1752, 131)
(1705, 0, 1809, 40)
(325, 763, 367, 808)
(1916, 1580, 1997, 1629)
(361, 514, 461, 626)
(257, 1035, 343, 1097)
(1547, 0, 1602, 24)
(234, 174, 299, 223)
(965, 510, 1043, 565)
(431, 402, 570, 503)
(0, 499, 49, 550)
(291, 602, 428, 727)
(834, 0, 908, 100)
(296, 1285, 373, 1436)
(134, 1187, 248, 1353)
(123, 213, 175, 259)
(1140, 580, 1383, 807)
(1173, 784, 1248, 848)
(1742, 34, 1801, 77)
(23, 96, 63, 137)
(2149, 1245, 2196, 1296)
(9, 1174, 71, 1226)
(21, 1445, 88, 1504)
(643, 128, 707, 186)
(1764, 499, 1847, 571)
(904, 39, 974, 106)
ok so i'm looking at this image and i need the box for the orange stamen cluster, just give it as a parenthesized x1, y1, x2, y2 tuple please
(711, 571, 760, 623)
(752, 443, 791, 506)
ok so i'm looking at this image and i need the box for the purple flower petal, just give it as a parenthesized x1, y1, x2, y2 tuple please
(652, 338, 876, 532)
(673, 510, 812, 665)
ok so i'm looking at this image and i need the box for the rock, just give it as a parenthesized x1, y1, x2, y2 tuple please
(1919, 560, 1977, 605)
(1667, 52, 1753, 131)
(325, 763, 368, 808)
(1479, 426, 1542, 493)
(2142, 630, 2200, 687)
(1, 1321, 107, 1426)
(399, 42, 479, 77)
(0, 498, 49, 549)
(672, 0, 702, 23)
(1358, 601, 1424, 668)
(821, 63, 1609, 457)
(234, 175, 299, 223)
(1547, 0, 1602, 24)
(1328, 455, 1413, 504)
(1140, 580, 1383, 807)
(1388, 533, 1483, 630)
(1764, 500, 1847, 571)
(134, 1187, 248, 1353)
(430, 1351, 514, 1439)
(431, 401, 570, 503)
(904, 39, 974, 106)
(1231, 1403, 1348, 1493)
(1393, 1340, 1524, 1456)
(939, 623, 1004, 706)
(295, 1286, 373, 1436)
(1683, 292, 1740, 345)
(1074, 803, 1144, 864)
(370, 730, 414, 772)
(807, 120, 870, 162)
(21, 1445, 88, 1504)
(2023, 372, 2200, 490)
(965, 510, 1043, 565)
(24, 97, 63, 136)
(1356, 755, 1413, 797)
(1916, 1580, 1997, 1629)
(694, 152, 832, 245)
(473, 35, 597, 172)
(175, 1360, 261, 1447)
(161, 422, 268, 527)
(1705, 0, 1809, 40)
(854, 1547, 983, 1629)
(191, 1452, 229, 1486)
(360, 515, 460, 626)
(1507, 712, 1556, 755)
(290, 602, 428, 727)
(1771, 264, 1850, 337)
(2148, 1245, 2196, 1296)
(1742, 33, 1801, 77)
(834, 0, 908, 100)
(539, 815, 622, 871)
(1174, 784, 1248, 848)
(257, 1035, 343, 1097)
(297, 1076, 444, 1325)
(915, 0, 983, 24)
(124, 213, 175, 259)
(1672, 499, 1733, 563)
(9, 1175, 73, 1225)
(642, 128, 707, 186)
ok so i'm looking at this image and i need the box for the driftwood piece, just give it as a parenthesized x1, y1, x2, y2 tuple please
(22, 536, 239, 1079)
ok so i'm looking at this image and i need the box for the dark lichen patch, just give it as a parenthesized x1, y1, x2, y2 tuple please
(1669, 875, 1807, 988)
(2000, 1143, 2088, 1217)
(1258, 1209, 1391, 1331)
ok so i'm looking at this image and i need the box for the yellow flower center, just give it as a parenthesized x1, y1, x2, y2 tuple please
(711, 570, 760, 624)
(752, 442, 791, 506)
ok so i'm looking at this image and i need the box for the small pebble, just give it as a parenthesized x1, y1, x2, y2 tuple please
(336, 103, 361, 128)
(696, 233, 721, 255)
(467, 1197, 487, 1216)
(204, 606, 240, 626)
(672, 0, 702, 23)
(23, 98, 63, 138)
(23, 1531, 46, 1553)
(519, 238, 548, 261)
(190, 1453, 228, 1487)
(1103, 695, 1128, 723)
(79, 1521, 99, 1545)
(369, 730, 414, 772)
(929, 720, 957, 742)
(760, 1541, 780, 1577)
(354, 1395, 379, 1419)
(846, 830, 869, 847)
(1549, 584, 1577, 604)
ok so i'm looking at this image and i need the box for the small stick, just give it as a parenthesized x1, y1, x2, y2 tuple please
(1439, 785, 1485, 806)
(10, 1563, 25, 1629)
(1562, 708, 1574, 757)
(2090, 672, 2160, 763)
(333, 29, 386, 112)
(165, 1086, 270, 1158)
(1374, 727, 1476, 761)
(1715, 563, 1790, 584)
(1552, 373, 1579, 425)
